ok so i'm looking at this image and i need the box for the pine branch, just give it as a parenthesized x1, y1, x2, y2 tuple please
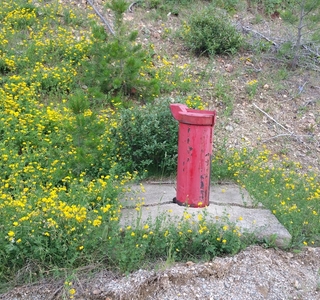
(301, 6, 314, 18)
(300, 26, 320, 37)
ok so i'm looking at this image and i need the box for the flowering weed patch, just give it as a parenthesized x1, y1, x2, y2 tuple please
(212, 147, 320, 247)
(0, 0, 133, 286)
(113, 209, 245, 273)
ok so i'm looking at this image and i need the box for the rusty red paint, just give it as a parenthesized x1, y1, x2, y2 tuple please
(170, 104, 216, 208)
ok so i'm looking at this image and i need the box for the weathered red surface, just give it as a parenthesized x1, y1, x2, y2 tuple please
(170, 104, 216, 207)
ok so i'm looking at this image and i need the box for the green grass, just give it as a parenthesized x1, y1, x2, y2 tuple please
(0, 0, 319, 296)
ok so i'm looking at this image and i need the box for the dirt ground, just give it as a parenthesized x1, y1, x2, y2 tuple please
(1, 1, 319, 299)
(1, 245, 320, 299)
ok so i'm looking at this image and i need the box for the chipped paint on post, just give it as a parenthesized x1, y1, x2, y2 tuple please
(170, 104, 216, 207)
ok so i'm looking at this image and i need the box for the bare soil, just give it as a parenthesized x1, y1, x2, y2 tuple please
(1, 245, 320, 299)
(1, 1, 319, 299)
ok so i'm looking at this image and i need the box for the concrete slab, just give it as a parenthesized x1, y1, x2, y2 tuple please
(120, 183, 292, 248)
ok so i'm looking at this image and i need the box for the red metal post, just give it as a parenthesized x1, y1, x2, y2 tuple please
(170, 104, 216, 207)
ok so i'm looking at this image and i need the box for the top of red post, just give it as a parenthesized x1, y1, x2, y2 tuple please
(170, 103, 216, 126)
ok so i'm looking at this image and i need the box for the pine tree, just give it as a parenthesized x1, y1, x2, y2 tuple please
(281, 0, 320, 69)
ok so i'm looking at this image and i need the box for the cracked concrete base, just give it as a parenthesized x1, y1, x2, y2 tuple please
(120, 183, 292, 248)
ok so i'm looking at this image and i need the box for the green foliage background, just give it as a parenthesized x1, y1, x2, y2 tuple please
(111, 99, 179, 176)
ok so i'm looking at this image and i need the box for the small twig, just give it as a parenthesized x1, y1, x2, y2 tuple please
(252, 65, 262, 72)
(254, 103, 318, 148)
(242, 25, 278, 47)
(263, 134, 293, 142)
(303, 99, 316, 106)
(282, 81, 308, 102)
(75, 276, 85, 295)
(253, 103, 293, 134)
(297, 81, 308, 95)
(128, 2, 138, 13)
(87, 0, 115, 36)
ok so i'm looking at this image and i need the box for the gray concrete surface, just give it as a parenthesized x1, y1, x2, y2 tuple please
(120, 183, 292, 248)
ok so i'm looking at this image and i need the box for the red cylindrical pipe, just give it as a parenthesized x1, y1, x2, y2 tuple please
(170, 104, 216, 207)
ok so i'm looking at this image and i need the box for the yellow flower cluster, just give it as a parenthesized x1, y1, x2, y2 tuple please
(247, 79, 258, 86)
(138, 49, 202, 97)
(185, 95, 205, 110)
(0, 0, 137, 258)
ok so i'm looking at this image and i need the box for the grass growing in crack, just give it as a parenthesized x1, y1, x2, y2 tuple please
(116, 207, 247, 273)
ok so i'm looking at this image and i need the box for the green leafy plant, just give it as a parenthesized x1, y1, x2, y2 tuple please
(108, 210, 246, 273)
(1, 0, 320, 293)
(143, 0, 195, 15)
(247, 0, 288, 15)
(110, 99, 179, 176)
(66, 89, 111, 178)
(3, 4, 38, 30)
(182, 6, 244, 56)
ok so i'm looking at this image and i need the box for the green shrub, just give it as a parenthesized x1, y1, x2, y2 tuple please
(182, 6, 243, 56)
(80, 2, 160, 106)
(110, 99, 179, 176)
